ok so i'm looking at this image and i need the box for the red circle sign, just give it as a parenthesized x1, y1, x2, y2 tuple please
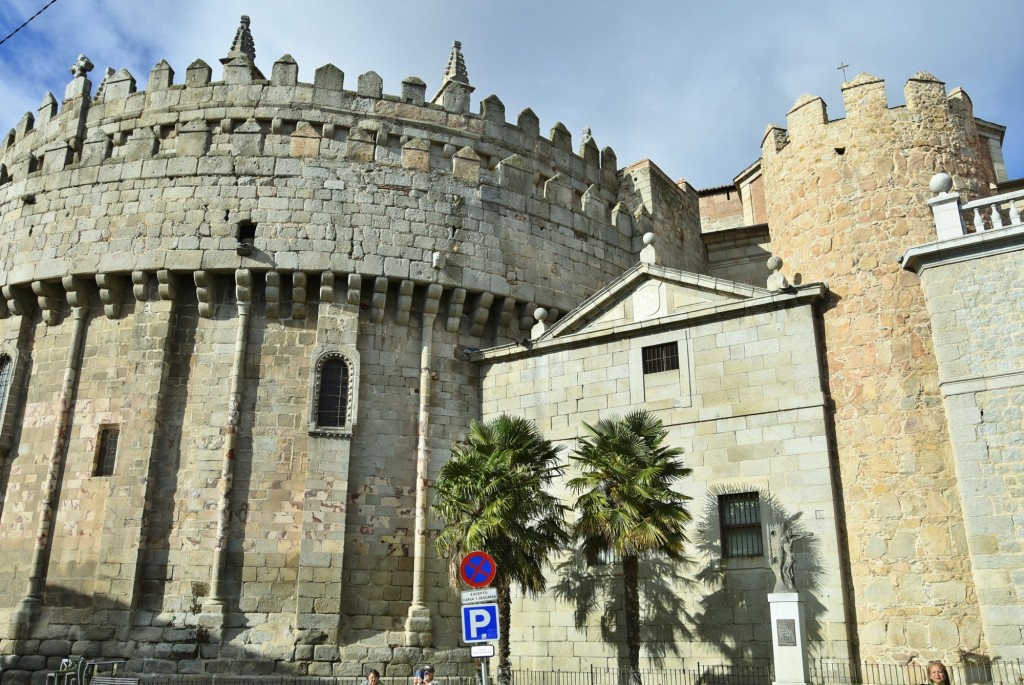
(460, 550, 497, 588)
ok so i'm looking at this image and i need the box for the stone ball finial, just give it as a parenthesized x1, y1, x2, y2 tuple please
(929, 172, 953, 195)
(533, 307, 548, 323)
(642, 232, 655, 246)
(767, 255, 783, 272)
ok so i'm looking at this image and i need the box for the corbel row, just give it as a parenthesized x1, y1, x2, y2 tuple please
(1, 276, 96, 326)
(0, 270, 561, 337)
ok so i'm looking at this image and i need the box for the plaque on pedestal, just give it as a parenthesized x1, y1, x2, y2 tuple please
(768, 592, 809, 685)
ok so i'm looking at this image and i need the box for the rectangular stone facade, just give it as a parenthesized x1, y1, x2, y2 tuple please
(478, 274, 851, 670)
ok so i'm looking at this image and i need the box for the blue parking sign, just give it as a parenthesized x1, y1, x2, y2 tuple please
(461, 602, 500, 643)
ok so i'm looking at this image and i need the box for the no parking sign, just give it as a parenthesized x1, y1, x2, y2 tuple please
(460, 550, 497, 588)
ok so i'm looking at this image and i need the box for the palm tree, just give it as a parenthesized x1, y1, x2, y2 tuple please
(433, 415, 570, 685)
(568, 409, 693, 685)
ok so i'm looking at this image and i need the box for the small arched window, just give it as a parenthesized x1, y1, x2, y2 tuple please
(309, 350, 357, 436)
(316, 357, 349, 428)
(94, 426, 120, 477)
(0, 350, 19, 450)
(0, 354, 12, 410)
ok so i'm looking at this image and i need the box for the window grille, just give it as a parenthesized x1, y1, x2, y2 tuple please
(641, 342, 679, 374)
(719, 491, 764, 558)
(316, 357, 349, 428)
(95, 426, 120, 477)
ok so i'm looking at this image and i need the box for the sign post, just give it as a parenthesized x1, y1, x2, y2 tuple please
(460, 551, 499, 685)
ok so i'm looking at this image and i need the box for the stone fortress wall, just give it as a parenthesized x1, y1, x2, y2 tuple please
(0, 23, 705, 679)
(0, 15, 1019, 682)
(760, 72, 1000, 661)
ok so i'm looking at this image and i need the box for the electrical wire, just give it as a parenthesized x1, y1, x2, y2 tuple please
(0, 0, 61, 48)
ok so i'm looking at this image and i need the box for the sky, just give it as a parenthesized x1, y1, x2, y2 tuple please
(0, 0, 1021, 190)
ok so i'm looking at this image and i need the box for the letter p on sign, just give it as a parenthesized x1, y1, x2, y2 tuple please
(461, 602, 499, 643)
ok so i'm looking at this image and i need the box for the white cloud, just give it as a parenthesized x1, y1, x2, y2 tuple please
(0, 0, 1019, 187)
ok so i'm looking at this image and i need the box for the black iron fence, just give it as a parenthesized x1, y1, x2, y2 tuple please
(135, 660, 1024, 685)
(503, 660, 1024, 685)
(508, 665, 775, 685)
(808, 659, 1024, 685)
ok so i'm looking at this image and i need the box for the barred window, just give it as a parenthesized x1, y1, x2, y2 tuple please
(316, 357, 349, 428)
(94, 426, 120, 477)
(0, 354, 11, 408)
(719, 492, 764, 558)
(642, 342, 679, 374)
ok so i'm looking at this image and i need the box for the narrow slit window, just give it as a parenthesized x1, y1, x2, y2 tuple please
(719, 492, 764, 558)
(95, 426, 120, 477)
(642, 342, 679, 375)
(316, 357, 349, 428)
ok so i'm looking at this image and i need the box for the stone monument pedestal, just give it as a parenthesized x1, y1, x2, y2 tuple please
(768, 592, 810, 685)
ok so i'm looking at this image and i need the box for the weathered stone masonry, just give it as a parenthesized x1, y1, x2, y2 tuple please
(0, 22, 704, 679)
(0, 16, 1021, 682)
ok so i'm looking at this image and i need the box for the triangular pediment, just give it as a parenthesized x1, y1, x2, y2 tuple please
(539, 263, 772, 340)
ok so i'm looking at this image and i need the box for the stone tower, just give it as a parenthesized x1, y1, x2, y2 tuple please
(760, 73, 999, 660)
(0, 16, 705, 679)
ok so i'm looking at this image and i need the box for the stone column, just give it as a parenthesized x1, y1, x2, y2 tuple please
(203, 269, 252, 624)
(406, 284, 443, 646)
(14, 287, 89, 634)
(768, 592, 810, 685)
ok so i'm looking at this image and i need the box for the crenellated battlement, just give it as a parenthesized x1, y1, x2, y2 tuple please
(760, 71, 1000, 218)
(0, 49, 619, 206)
(761, 73, 990, 174)
(0, 26, 703, 326)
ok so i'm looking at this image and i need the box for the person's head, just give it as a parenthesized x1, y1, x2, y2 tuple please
(422, 666, 435, 681)
(367, 669, 380, 685)
(928, 662, 950, 685)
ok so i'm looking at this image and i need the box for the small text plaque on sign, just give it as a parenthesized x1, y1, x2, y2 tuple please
(776, 619, 797, 647)
(471, 644, 495, 658)
(462, 588, 498, 604)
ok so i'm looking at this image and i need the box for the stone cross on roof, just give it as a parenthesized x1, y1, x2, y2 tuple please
(69, 54, 94, 78)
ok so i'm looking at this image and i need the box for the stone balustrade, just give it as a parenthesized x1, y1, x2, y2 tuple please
(928, 171, 1024, 240)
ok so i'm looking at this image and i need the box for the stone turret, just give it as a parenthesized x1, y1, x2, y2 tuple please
(760, 72, 999, 661)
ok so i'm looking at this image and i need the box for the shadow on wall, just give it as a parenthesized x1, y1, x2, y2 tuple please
(550, 552, 696, 667)
(690, 485, 826, 660)
(550, 484, 826, 666)
(4, 586, 235, 678)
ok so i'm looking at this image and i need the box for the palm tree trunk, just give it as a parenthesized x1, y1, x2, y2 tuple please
(622, 555, 642, 685)
(497, 579, 512, 685)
